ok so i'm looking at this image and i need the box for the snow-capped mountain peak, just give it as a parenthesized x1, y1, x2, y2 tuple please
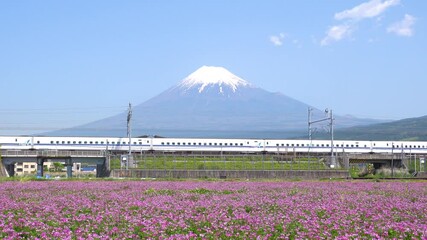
(179, 66, 250, 93)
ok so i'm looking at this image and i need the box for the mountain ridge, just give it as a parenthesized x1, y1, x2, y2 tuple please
(48, 66, 383, 138)
(313, 115, 427, 141)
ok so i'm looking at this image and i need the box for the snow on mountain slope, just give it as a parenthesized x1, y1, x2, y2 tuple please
(178, 66, 250, 93)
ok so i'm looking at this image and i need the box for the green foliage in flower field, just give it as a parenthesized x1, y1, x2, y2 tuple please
(109, 155, 329, 171)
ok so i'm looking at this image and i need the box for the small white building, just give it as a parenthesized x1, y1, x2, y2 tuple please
(14, 162, 81, 176)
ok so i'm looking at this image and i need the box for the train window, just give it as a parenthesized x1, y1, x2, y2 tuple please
(133, 142, 137, 145)
(84, 141, 87, 144)
(373, 144, 376, 146)
(405, 145, 407, 148)
(219, 143, 223, 146)
(50, 141, 54, 144)
(172, 142, 175, 145)
(61, 141, 65, 144)
(247, 142, 250, 144)
(276, 144, 279, 146)
(296, 144, 299, 147)
(37, 141, 40, 144)
(182, 143, 186, 145)
(326, 144, 329, 147)
(188, 143, 191, 145)
(111, 141, 115, 144)
(193, 143, 196, 145)
(350, 145, 353, 147)
(321, 144, 324, 147)
(100, 141, 104, 144)
(291, 144, 294, 147)
(346, 145, 349, 147)
(225, 143, 228, 146)
(67, 141, 70, 144)
(214, 143, 218, 146)
(209, 143, 212, 146)
(161, 142, 164, 145)
(356, 145, 359, 148)
(240, 143, 243, 146)
(56, 141, 60, 144)
(90, 141, 93, 144)
(198, 143, 202, 145)
(302, 144, 305, 147)
(364, 145, 367, 148)
(203, 143, 206, 145)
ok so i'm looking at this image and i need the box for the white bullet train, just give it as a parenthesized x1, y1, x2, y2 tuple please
(1, 136, 427, 154)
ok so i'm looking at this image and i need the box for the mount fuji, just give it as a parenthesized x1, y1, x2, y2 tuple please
(51, 66, 381, 138)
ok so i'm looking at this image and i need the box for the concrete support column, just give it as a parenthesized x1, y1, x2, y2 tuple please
(65, 158, 72, 178)
(36, 158, 44, 178)
(96, 160, 107, 178)
(344, 156, 350, 170)
(6, 164, 15, 177)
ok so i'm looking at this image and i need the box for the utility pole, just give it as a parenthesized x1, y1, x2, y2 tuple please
(329, 109, 335, 168)
(308, 108, 313, 143)
(308, 107, 335, 168)
(127, 102, 132, 170)
(391, 143, 394, 178)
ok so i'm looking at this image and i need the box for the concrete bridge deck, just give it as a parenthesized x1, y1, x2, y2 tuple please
(1, 150, 108, 178)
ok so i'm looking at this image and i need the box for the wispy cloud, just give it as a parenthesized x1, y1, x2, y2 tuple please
(269, 33, 285, 46)
(387, 14, 416, 37)
(335, 0, 400, 20)
(321, 0, 401, 46)
(321, 24, 353, 46)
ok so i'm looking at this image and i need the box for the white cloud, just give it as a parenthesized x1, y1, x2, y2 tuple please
(269, 33, 286, 46)
(321, 24, 353, 46)
(387, 14, 416, 37)
(335, 0, 400, 21)
(321, 0, 401, 46)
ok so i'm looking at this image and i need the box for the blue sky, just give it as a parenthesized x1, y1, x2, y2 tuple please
(0, 0, 426, 135)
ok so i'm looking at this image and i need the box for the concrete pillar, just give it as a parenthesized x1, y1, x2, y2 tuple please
(96, 164, 103, 178)
(6, 164, 15, 177)
(37, 158, 44, 178)
(65, 158, 72, 178)
(96, 161, 108, 177)
(344, 156, 350, 170)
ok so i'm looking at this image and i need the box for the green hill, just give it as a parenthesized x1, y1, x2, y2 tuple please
(315, 115, 427, 141)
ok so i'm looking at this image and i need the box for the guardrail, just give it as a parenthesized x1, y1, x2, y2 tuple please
(1, 150, 106, 157)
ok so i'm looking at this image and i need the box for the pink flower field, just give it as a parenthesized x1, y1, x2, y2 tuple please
(0, 180, 426, 239)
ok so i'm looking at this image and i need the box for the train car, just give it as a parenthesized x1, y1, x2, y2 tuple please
(1, 136, 427, 155)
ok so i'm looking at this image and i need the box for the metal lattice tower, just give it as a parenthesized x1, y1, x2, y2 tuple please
(127, 103, 132, 170)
